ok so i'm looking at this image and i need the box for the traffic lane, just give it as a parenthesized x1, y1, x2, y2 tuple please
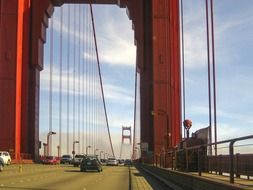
(0, 165, 129, 190)
(83, 166, 129, 190)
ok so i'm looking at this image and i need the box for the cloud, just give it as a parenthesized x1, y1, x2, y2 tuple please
(40, 65, 134, 104)
(50, 5, 136, 67)
(182, 1, 253, 70)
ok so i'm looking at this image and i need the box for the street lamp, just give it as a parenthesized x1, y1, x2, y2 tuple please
(47, 131, 56, 156)
(99, 151, 103, 160)
(86, 145, 91, 155)
(73, 140, 79, 158)
(94, 148, 99, 156)
(151, 110, 170, 149)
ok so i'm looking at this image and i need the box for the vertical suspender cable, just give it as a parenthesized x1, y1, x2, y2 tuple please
(93, 35, 96, 150)
(205, 0, 212, 155)
(88, 9, 91, 151)
(67, 5, 70, 154)
(82, 5, 85, 154)
(132, 60, 137, 159)
(90, 3, 115, 157)
(180, 0, 186, 138)
(49, 16, 54, 156)
(210, 0, 217, 156)
(86, 6, 89, 153)
(73, 5, 76, 146)
(59, 6, 63, 156)
(78, 5, 81, 153)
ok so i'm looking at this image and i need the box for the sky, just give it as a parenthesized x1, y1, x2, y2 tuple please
(182, 0, 253, 153)
(40, 4, 136, 158)
(39, 1, 253, 157)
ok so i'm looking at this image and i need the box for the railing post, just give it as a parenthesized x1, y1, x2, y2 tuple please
(186, 149, 189, 171)
(229, 141, 235, 183)
(198, 147, 202, 176)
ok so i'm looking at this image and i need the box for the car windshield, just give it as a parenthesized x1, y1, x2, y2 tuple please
(46, 156, 53, 159)
(85, 156, 97, 161)
(62, 155, 71, 158)
(75, 155, 84, 158)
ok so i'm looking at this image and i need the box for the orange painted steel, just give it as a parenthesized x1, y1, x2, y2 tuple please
(0, 0, 181, 161)
(152, 0, 181, 156)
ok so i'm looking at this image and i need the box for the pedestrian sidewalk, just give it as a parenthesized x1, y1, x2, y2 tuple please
(130, 166, 153, 190)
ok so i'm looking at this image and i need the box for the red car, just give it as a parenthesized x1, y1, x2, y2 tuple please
(42, 156, 58, 165)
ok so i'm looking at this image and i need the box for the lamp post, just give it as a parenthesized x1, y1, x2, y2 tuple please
(72, 140, 79, 158)
(94, 148, 99, 156)
(151, 110, 170, 149)
(57, 145, 60, 159)
(99, 151, 103, 160)
(43, 143, 47, 157)
(104, 153, 107, 159)
(46, 131, 56, 156)
(86, 145, 91, 155)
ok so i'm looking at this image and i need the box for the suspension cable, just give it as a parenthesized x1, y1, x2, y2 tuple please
(67, 5, 70, 154)
(132, 63, 137, 159)
(82, 5, 86, 154)
(73, 5, 76, 146)
(210, 0, 217, 156)
(49, 15, 54, 156)
(89, 3, 115, 157)
(78, 5, 81, 154)
(59, 6, 63, 156)
(85, 6, 89, 154)
(180, 0, 186, 138)
(205, 0, 212, 155)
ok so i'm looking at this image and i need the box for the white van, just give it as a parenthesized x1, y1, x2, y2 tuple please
(0, 151, 11, 165)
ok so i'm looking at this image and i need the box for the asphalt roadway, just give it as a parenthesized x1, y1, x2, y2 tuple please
(0, 164, 130, 190)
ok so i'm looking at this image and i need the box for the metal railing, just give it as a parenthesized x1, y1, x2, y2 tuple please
(154, 135, 253, 184)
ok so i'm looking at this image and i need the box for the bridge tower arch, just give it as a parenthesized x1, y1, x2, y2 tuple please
(0, 0, 181, 162)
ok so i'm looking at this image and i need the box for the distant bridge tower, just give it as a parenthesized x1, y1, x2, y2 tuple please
(119, 126, 132, 159)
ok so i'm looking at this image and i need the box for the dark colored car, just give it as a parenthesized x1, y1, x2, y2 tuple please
(124, 159, 132, 166)
(60, 155, 72, 164)
(42, 156, 58, 165)
(0, 157, 4, 172)
(72, 154, 85, 167)
(80, 155, 102, 172)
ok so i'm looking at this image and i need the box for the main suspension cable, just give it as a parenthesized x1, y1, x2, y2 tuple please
(90, 3, 115, 157)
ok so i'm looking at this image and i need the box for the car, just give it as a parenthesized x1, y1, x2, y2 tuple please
(60, 155, 72, 164)
(106, 158, 118, 166)
(80, 155, 102, 172)
(0, 157, 4, 172)
(0, 151, 11, 165)
(72, 154, 85, 167)
(124, 159, 132, 166)
(42, 156, 58, 165)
